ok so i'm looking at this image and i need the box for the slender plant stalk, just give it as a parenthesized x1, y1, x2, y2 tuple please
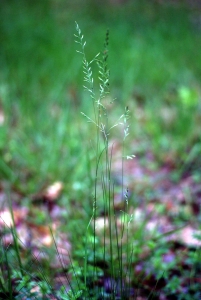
(7, 187, 24, 277)
(75, 22, 135, 298)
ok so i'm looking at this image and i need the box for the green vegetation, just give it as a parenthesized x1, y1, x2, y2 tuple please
(0, 0, 201, 298)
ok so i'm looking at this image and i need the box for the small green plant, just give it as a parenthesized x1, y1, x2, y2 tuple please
(73, 22, 135, 299)
(0, 219, 55, 299)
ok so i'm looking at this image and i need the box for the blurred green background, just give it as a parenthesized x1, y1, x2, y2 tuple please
(1, 2, 201, 296)
(0, 0, 201, 194)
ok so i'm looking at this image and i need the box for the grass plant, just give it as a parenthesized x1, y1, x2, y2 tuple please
(0, 1, 201, 299)
(73, 22, 135, 298)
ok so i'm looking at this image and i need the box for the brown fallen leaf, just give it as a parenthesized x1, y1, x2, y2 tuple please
(44, 181, 64, 201)
(168, 226, 201, 247)
(0, 207, 29, 229)
(178, 226, 201, 247)
(28, 224, 54, 247)
(0, 209, 13, 227)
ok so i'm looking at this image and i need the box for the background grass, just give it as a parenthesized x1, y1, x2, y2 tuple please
(1, 0, 201, 189)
